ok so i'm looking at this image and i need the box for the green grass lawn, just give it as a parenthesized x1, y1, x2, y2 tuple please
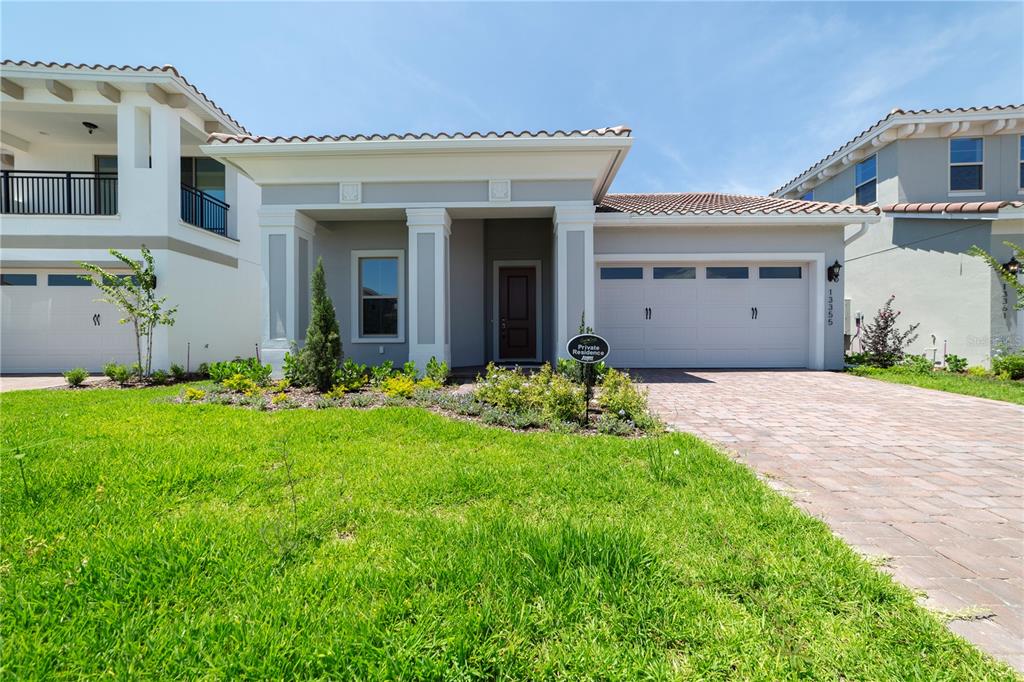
(1, 387, 1014, 680)
(847, 367, 1024, 405)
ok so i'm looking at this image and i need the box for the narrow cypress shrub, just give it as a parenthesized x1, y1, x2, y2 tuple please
(302, 258, 342, 392)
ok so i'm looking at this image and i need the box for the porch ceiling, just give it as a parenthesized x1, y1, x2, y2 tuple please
(2, 108, 116, 145)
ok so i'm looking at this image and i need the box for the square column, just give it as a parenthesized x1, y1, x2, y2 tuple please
(553, 204, 596, 359)
(406, 208, 451, 370)
(259, 208, 317, 373)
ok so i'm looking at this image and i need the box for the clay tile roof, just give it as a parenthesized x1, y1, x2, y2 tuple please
(881, 200, 1024, 214)
(598, 192, 878, 216)
(0, 60, 248, 134)
(772, 104, 1024, 196)
(205, 125, 631, 144)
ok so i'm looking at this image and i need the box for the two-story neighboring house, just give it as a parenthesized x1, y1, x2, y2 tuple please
(773, 106, 1024, 367)
(0, 61, 262, 372)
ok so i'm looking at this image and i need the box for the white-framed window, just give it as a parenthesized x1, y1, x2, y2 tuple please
(949, 137, 984, 193)
(855, 155, 876, 205)
(350, 249, 404, 343)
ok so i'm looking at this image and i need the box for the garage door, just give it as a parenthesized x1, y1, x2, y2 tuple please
(1, 272, 138, 373)
(596, 262, 809, 368)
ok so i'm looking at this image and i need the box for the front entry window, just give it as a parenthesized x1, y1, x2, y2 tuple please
(352, 250, 404, 341)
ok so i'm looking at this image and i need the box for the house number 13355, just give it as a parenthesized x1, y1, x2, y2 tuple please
(827, 289, 834, 326)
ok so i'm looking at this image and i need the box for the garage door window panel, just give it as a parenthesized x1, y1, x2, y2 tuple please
(706, 266, 749, 280)
(759, 266, 802, 279)
(600, 267, 643, 280)
(653, 266, 696, 280)
(1, 274, 37, 286)
(47, 274, 91, 286)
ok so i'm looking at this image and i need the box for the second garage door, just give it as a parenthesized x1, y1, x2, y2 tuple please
(596, 262, 810, 368)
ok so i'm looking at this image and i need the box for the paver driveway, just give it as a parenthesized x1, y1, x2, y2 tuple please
(638, 369, 1024, 670)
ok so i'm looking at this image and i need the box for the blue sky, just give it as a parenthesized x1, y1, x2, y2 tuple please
(3, 1, 1021, 195)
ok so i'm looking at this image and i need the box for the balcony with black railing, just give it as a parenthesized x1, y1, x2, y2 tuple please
(0, 170, 232, 239)
(0, 170, 118, 215)
(180, 183, 230, 237)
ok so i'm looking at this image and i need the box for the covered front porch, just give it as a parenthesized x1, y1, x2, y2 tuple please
(258, 204, 596, 372)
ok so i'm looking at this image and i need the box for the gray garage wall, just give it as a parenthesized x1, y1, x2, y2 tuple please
(450, 219, 485, 367)
(595, 224, 848, 369)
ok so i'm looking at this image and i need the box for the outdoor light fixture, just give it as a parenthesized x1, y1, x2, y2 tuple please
(827, 259, 842, 282)
(1004, 255, 1021, 276)
(82, 121, 98, 135)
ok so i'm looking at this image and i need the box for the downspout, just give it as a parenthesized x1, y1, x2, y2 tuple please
(844, 220, 870, 247)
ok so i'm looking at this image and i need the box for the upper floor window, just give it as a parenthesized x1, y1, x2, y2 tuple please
(181, 157, 225, 201)
(1019, 135, 1023, 190)
(855, 155, 876, 205)
(949, 137, 983, 192)
(800, 190, 814, 201)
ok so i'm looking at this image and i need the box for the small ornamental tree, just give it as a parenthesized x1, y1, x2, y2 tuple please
(860, 294, 920, 368)
(79, 246, 177, 378)
(300, 258, 342, 392)
(970, 241, 1023, 311)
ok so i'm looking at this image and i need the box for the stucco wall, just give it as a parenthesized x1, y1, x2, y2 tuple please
(315, 220, 409, 366)
(595, 223, 848, 369)
(450, 219, 485, 367)
(897, 135, 1022, 203)
(845, 216, 996, 365)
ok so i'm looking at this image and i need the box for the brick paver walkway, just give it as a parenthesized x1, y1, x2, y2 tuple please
(639, 369, 1024, 670)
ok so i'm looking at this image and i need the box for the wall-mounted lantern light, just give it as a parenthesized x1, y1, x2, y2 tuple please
(1004, 255, 1020, 277)
(826, 259, 842, 282)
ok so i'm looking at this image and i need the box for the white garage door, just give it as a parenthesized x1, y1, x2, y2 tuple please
(2, 272, 137, 373)
(596, 262, 810, 368)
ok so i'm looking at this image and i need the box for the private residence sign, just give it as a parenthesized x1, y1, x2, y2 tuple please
(566, 334, 610, 364)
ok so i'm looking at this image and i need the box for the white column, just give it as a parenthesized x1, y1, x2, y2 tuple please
(553, 204, 596, 360)
(258, 208, 316, 374)
(406, 208, 451, 370)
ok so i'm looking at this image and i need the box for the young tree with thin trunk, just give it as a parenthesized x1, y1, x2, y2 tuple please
(79, 246, 177, 378)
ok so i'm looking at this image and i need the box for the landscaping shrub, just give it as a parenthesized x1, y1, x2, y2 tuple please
(324, 384, 349, 400)
(416, 377, 443, 391)
(209, 358, 271, 386)
(401, 361, 418, 379)
(347, 393, 377, 408)
(474, 364, 537, 413)
(434, 392, 484, 416)
(893, 355, 934, 375)
(63, 368, 88, 388)
(944, 354, 968, 373)
(381, 374, 416, 399)
(333, 359, 368, 392)
(966, 365, 989, 377)
(149, 369, 170, 385)
(169, 363, 186, 381)
(482, 406, 544, 429)
(844, 352, 871, 366)
(370, 361, 396, 386)
(299, 258, 343, 392)
(556, 357, 608, 384)
(182, 387, 206, 402)
(598, 368, 658, 431)
(270, 392, 297, 409)
(222, 373, 262, 396)
(534, 364, 586, 423)
(102, 362, 132, 386)
(596, 413, 634, 436)
(473, 364, 585, 424)
(859, 295, 920, 368)
(992, 353, 1024, 380)
(195, 362, 210, 379)
(425, 356, 449, 385)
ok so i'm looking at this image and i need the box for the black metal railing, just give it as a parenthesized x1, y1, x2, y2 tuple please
(0, 170, 118, 215)
(180, 184, 230, 236)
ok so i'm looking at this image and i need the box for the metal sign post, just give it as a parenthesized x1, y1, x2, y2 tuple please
(565, 334, 610, 426)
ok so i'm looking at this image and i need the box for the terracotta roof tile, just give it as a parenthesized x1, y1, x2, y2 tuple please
(598, 192, 877, 216)
(881, 200, 1024, 214)
(0, 60, 248, 134)
(206, 125, 631, 144)
(772, 104, 1024, 196)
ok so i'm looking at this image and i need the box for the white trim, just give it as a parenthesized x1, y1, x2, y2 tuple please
(947, 136, 985, 195)
(492, 260, 543, 363)
(595, 252, 827, 370)
(350, 249, 406, 344)
(203, 135, 633, 157)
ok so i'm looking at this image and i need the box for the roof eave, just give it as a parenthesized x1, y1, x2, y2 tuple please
(594, 212, 879, 227)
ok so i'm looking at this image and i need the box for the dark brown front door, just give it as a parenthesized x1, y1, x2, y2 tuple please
(498, 266, 537, 360)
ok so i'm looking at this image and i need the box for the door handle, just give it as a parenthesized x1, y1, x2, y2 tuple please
(751, 307, 755, 320)
(755, 307, 758, 319)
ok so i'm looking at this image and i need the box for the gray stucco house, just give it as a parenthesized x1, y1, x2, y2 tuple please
(773, 106, 1024, 367)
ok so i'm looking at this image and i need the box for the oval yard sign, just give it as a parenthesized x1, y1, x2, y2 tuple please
(566, 333, 610, 364)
